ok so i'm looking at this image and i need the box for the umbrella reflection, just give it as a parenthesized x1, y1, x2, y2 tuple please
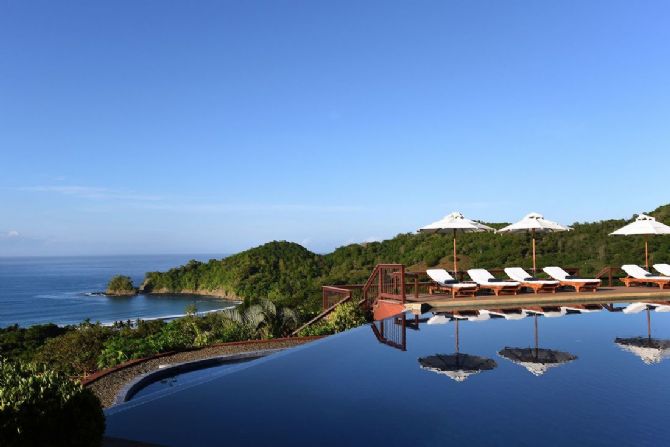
(418, 319, 497, 382)
(615, 307, 670, 365)
(498, 314, 577, 376)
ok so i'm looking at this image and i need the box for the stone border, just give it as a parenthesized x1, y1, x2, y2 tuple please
(82, 335, 325, 386)
(114, 349, 283, 406)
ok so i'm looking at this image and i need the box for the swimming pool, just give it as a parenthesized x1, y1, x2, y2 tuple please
(105, 303, 670, 446)
(127, 356, 258, 401)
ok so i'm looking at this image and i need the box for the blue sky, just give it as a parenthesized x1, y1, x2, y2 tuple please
(1, 1, 669, 256)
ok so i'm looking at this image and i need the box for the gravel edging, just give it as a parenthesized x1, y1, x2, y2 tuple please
(87, 338, 317, 408)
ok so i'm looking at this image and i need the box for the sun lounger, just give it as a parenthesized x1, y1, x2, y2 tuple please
(621, 265, 670, 289)
(467, 269, 520, 296)
(542, 266, 601, 293)
(653, 263, 670, 277)
(426, 269, 478, 298)
(504, 267, 559, 294)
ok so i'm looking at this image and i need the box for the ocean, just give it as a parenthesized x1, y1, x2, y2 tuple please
(0, 255, 237, 328)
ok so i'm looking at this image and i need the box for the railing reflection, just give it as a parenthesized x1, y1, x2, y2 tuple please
(371, 313, 407, 351)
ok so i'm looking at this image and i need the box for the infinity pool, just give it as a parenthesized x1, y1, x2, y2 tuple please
(129, 357, 257, 401)
(105, 303, 670, 446)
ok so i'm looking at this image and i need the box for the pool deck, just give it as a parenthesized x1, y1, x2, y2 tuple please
(404, 286, 670, 314)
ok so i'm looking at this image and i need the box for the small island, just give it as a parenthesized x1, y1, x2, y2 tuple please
(105, 275, 138, 296)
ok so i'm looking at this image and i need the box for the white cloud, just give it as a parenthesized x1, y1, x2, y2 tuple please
(342, 235, 383, 246)
(0, 230, 21, 240)
(14, 186, 360, 214)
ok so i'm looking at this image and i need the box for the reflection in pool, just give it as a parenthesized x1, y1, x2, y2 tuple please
(106, 301, 670, 446)
(418, 319, 498, 381)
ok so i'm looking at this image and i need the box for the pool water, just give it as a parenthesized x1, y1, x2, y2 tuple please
(129, 357, 256, 401)
(105, 304, 670, 446)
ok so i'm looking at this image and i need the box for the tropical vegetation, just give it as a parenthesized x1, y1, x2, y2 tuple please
(0, 359, 105, 447)
(0, 297, 366, 376)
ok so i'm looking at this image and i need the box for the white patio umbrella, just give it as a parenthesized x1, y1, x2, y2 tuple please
(496, 212, 571, 273)
(418, 211, 494, 274)
(609, 213, 670, 269)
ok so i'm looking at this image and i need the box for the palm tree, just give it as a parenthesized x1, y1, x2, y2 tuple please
(222, 299, 299, 339)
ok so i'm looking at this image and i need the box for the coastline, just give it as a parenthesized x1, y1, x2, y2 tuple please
(140, 288, 242, 301)
(97, 304, 241, 327)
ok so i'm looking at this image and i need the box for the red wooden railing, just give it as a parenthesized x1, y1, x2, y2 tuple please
(322, 286, 352, 309)
(362, 264, 406, 310)
(291, 293, 357, 336)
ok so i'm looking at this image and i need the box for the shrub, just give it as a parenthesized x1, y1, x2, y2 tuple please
(97, 336, 158, 369)
(35, 323, 112, 376)
(297, 302, 367, 336)
(150, 319, 197, 352)
(0, 359, 105, 447)
(297, 320, 333, 337)
(327, 301, 367, 333)
(211, 319, 249, 343)
(0, 324, 69, 362)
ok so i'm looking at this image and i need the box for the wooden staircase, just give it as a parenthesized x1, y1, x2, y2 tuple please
(291, 264, 407, 336)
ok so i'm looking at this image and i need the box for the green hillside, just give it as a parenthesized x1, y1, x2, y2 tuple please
(141, 241, 325, 309)
(139, 204, 670, 313)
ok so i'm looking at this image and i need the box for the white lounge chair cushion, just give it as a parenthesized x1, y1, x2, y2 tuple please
(653, 263, 670, 277)
(450, 283, 478, 289)
(621, 264, 669, 280)
(426, 269, 477, 288)
(543, 266, 600, 283)
(504, 267, 559, 285)
(467, 269, 519, 287)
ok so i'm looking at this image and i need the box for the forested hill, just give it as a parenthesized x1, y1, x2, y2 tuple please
(140, 204, 670, 312)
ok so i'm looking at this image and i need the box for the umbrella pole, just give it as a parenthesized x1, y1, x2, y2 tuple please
(645, 235, 649, 270)
(534, 314, 539, 357)
(532, 228, 537, 274)
(453, 229, 458, 278)
(455, 318, 459, 354)
(647, 308, 651, 340)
